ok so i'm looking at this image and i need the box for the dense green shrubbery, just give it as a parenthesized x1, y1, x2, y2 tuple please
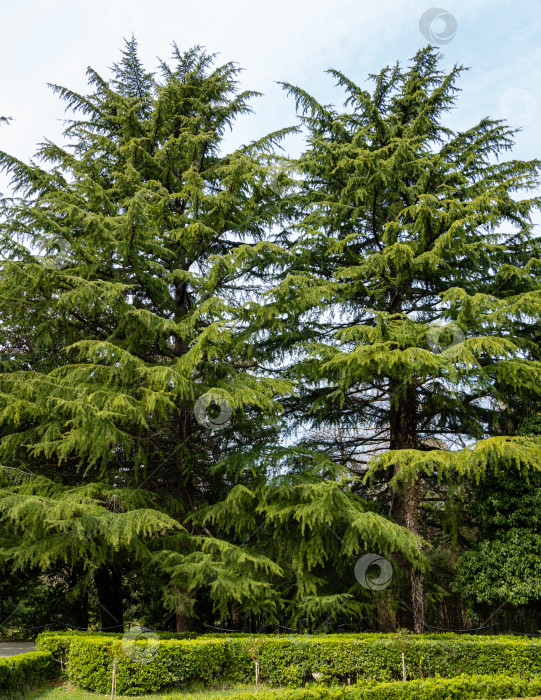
(0, 651, 58, 694)
(161, 674, 541, 700)
(251, 635, 541, 685)
(67, 637, 231, 694)
(35, 628, 197, 660)
(35, 631, 541, 695)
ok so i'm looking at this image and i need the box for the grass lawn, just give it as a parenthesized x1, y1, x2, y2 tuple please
(9, 679, 264, 700)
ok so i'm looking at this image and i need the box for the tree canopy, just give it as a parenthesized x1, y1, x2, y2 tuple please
(1, 41, 541, 635)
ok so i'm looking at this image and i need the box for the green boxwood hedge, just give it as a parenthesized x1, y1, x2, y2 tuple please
(67, 637, 232, 695)
(35, 631, 541, 695)
(35, 628, 196, 662)
(0, 650, 58, 695)
(250, 635, 541, 684)
(161, 674, 541, 700)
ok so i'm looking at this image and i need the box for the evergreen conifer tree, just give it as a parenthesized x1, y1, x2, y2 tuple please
(0, 38, 291, 631)
(237, 47, 541, 632)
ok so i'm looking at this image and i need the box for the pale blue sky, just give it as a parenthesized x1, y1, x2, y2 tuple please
(1, 0, 540, 178)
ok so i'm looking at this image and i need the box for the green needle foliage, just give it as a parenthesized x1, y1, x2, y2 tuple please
(188, 458, 424, 629)
(0, 470, 179, 570)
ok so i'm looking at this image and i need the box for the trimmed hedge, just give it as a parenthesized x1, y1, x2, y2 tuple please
(35, 631, 541, 695)
(158, 674, 541, 700)
(67, 637, 231, 695)
(0, 650, 58, 695)
(35, 628, 197, 661)
(246, 635, 541, 684)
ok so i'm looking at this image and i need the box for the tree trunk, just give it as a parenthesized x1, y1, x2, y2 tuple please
(176, 606, 189, 633)
(175, 591, 198, 632)
(93, 563, 124, 632)
(389, 381, 424, 633)
(404, 478, 424, 634)
(231, 604, 240, 630)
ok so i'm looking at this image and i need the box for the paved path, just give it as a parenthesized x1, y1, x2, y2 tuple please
(0, 641, 36, 657)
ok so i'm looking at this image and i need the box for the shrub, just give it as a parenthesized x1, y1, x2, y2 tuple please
(35, 631, 84, 661)
(159, 674, 541, 700)
(252, 635, 541, 685)
(67, 637, 230, 695)
(35, 628, 197, 662)
(35, 631, 541, 695)
(0, 651, 58, 694)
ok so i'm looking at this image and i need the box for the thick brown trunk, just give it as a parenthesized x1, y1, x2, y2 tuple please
(231, 604, 240, 630)
(176, 606, 189, 633)
(389, 381, 424, 633)
(175, 591, 198, 632)
(403, 476, 424, 633)
(410, 572, 424, 633)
